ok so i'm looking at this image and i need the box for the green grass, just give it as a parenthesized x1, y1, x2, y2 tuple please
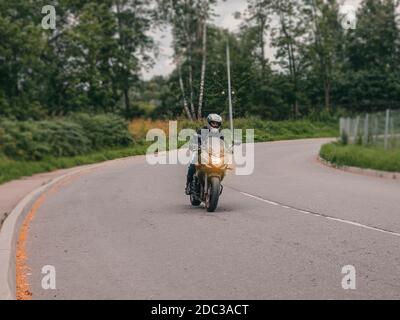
(130, 118, 338, 142)
(0, 118, 339, 185)
(189, 118, 338, 142)
(0, 143, 150, 185)
(320, 143, 400, 172)
(248, 119, 338, 142)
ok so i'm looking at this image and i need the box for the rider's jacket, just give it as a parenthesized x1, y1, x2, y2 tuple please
(189, 126, 224, 152)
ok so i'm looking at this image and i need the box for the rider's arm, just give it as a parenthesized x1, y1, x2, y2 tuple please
(189, 133, 200, 151)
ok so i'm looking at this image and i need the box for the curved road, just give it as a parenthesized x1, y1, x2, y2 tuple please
(21, 138, 400, 299)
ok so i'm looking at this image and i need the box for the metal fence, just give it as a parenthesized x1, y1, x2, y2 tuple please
(339, 109, 400, 150)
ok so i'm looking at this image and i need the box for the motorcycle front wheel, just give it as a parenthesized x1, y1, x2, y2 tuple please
(206, 177, 220, 212)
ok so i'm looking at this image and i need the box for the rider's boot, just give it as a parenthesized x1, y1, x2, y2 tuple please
(186, 164, 196, 195)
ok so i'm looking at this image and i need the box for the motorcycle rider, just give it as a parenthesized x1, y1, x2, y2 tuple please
(185, 114, 224, 195)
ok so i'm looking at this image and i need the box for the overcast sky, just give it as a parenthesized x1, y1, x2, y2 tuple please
(141, 0, 361, 80)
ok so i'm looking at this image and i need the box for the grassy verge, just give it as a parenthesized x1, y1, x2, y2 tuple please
(0, 143, 150, 185)
(320, 143, 400, 172)
(129, 118, 338, 142)
(250, 120, 337, 142)
(0, 118, 338, 185)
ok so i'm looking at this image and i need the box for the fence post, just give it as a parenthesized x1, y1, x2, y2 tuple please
(390, 116, 394, 149)
(354, 116, 360, 144)
(384, 109, 390, 150)
(363, 113, 369, 145)
(339, 117, 343, 135)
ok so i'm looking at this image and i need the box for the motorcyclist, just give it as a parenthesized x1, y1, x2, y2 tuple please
(185, 114, 224, 195)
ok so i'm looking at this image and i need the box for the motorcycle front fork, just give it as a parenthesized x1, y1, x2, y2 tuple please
(197, 174, 223, 200)
(203, 174, 208, 199)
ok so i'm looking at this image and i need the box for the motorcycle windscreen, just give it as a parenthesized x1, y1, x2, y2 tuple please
(200, 136, 225, 166)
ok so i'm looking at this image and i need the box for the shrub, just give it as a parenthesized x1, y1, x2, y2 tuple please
(70, 113, 133, 149)
(0, 119, 91, 160)
(0, 114, 133, 161)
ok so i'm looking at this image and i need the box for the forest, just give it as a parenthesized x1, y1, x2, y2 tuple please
(1, 0, 399, 122)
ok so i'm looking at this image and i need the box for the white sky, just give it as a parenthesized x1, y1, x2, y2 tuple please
(141, 0, 361, 80)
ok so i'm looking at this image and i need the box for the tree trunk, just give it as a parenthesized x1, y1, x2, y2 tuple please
(178, 62, 193, 120)
(188, 56, 195, 118)
(311, 1, 330, 115)
(288, 42, 299, 118)
(197, 20, 207, 119)
(185, 0, 196, 118)
(259, 17, 266, 80)
(279, 13, 299, 118)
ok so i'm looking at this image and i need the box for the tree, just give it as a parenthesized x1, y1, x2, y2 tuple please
(112, 0, 154, 118)
(342, 0, 400, 112)
(0, 0, 157, 119)
(197, 0, 209, 119)
(159, 0, 216, 119)
(271, 0, 307, 118)
(302, 0, 343, 113)
(0, 0, 48, 119)
(240, 0, 291, 119)
(245, 0, 273, 80)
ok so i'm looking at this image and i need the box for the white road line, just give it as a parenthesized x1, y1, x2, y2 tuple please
(240, 191, 400, 238)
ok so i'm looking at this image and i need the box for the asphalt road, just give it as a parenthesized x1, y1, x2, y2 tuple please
(23, 138, 400, 299)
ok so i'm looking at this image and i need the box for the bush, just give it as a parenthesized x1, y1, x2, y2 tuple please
(70, 113, 133, 149)
(0, 114, 133, 161)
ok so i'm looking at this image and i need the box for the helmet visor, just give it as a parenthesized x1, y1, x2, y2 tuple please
(209, 121, 221, 128)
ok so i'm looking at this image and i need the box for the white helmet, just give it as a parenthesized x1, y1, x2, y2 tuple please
(206, 114, 222, 132)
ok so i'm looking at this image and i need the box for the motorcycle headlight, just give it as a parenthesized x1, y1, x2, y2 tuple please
(211, 155, 223, 166)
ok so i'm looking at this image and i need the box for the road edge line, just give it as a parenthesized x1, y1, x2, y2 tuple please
(0, 162, 106, 300)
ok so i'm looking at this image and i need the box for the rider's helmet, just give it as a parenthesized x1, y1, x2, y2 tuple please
(206, 114, 222, 133)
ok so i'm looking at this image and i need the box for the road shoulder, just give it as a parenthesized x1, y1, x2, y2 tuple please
(0, 155, 146, 300)
(318, 156, 400, 181)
